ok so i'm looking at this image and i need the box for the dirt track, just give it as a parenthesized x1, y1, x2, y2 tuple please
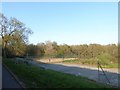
(55, 63, 119, 74)
(36, 58, 119, 73)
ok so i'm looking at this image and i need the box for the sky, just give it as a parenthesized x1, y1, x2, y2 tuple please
(2, 2, 118, 45)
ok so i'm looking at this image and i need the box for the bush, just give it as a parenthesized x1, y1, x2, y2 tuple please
(97, 53, 111, 65)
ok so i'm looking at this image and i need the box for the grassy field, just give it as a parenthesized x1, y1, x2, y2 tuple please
(3, 58, 115, 88)
(62, 59, 118, 68)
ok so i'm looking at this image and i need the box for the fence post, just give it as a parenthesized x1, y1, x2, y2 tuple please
(97, 59, 100, 81)
(97, 59, 110, 84)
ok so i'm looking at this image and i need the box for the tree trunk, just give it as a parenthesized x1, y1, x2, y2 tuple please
(3, 41, 7, 58)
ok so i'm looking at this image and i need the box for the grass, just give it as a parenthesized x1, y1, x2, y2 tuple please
(101, 63, 118, 68)
(3, 58, 115, 88)
(62, 59, 118, 68)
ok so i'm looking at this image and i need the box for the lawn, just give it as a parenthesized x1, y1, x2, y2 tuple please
(3, 58, 115, 88)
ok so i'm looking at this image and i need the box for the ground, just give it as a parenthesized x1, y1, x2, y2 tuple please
(18, 57, 119, 87)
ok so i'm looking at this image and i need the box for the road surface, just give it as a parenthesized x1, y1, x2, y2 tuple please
(0, 60, 2, 90)
(2, 65, 23, 89)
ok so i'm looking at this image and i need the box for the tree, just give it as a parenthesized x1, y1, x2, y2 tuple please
(44, 41, 59, 57)
(27, 44, 37, 57)
(88, 44, 104, 59)
(59, 44, 72, 58)
(0, 13, 33, 57)
(36, 44, 45, 57)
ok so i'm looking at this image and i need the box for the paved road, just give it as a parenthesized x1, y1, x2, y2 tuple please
(16, 58, 120, 87)
(0, 62, 2, 89)
(2, 65, 23, 89)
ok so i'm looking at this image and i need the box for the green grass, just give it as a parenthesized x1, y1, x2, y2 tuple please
(62, 59, 118, 68)
(3, 58, 114, 88)
(101, 63, 118, 68)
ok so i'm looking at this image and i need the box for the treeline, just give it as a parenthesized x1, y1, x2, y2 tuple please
(2, 39, 118, 64)
(1, 37, 118, 64)
(25, 41, 118, 63)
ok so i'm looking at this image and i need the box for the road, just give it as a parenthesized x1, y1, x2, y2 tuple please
(0, 60, 2, 90)
(2, 65, 23, 89)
